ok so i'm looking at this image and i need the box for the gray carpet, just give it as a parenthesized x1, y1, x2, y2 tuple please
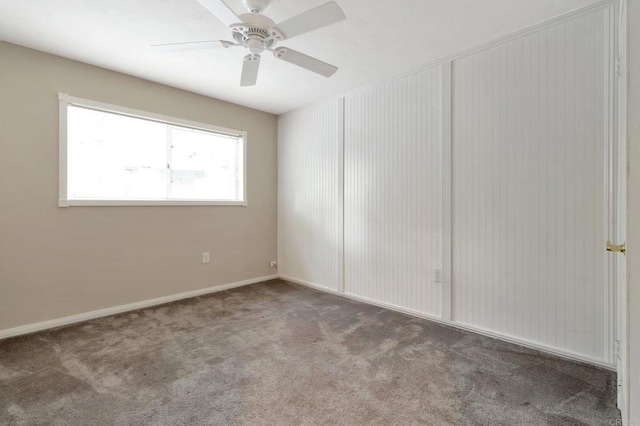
(0, 279, 620, 425)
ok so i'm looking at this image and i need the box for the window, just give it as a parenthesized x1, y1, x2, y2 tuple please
(58, 94, 247, 206)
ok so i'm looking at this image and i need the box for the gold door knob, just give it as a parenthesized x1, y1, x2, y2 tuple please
(606, 241, 626, 255)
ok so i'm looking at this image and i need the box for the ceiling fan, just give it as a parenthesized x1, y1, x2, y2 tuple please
(151, 0, 346, 86)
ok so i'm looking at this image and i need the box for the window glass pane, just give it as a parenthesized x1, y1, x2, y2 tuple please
(64, 101, 244, 204)
(67, 106, 167, 200)
(169, 127, 241, 200)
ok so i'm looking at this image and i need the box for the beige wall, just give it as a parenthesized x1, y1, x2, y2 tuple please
(628, 0, 639, 420)
(0, 42, 277, 330)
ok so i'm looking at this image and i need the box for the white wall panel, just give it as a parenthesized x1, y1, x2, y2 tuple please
(344, 67, 443, 316)
(451, 8, 612, 363)
(277, 3, 616, 367)
(278, 100, 343, 292)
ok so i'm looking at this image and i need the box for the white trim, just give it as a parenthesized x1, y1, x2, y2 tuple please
(242, 130, 248, 207)
(58, 93, 242, 137)
(276, 117, 281, 278)
(338, 97, 345, 294)
(59, 200, 248, 207)
(0, 275, 278, 340)
(58, 95, 69, 207)
(615, 0, 630, 420)
(280, 275, 343, 295)
(440, 61, 453, 321)
(604, 2, 617, 367)
(58, 93, 248, 207)
(281, 275, 616, 371)
(278, 0, 617, 116)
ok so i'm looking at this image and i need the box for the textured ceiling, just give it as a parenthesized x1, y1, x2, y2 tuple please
(0, 0, 599, 114)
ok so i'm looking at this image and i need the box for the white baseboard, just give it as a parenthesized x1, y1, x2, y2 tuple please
(2, 272, 615, 371)
(280, 274, 615, 371)
(0, 274, 279, 340)
(279, 275, 342, 295)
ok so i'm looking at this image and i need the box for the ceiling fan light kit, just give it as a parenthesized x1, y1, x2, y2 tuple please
(151, 0, 346, 86)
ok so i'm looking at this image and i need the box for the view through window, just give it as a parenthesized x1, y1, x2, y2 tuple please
(62, 101, 245, 205)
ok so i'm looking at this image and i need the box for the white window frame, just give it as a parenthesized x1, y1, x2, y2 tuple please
(58, 93, 248, 207)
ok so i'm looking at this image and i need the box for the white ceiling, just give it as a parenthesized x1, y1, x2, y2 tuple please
(0, 0, 599, 114)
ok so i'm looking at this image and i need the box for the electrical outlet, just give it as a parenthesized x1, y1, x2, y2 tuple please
(269, 261, 277, 268)
(434, 268, 442, 283)
(202, 252, 210, 264)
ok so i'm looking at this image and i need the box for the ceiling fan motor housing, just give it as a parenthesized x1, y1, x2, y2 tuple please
(231, 13, 283, 53)
(242, 0, 270, 13)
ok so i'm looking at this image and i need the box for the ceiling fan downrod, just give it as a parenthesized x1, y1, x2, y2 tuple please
(242, 0, 270, 14)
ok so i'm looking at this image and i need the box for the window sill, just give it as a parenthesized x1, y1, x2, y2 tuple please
(58, 199, 248, 207)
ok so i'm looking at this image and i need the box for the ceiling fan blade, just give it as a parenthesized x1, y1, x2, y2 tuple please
(195, 0, 241, 27)
(273, 47, 337, 77)
(240, 54, 261, 86)
(275, 1, 346, 40)
(150, 40, 235, 52)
